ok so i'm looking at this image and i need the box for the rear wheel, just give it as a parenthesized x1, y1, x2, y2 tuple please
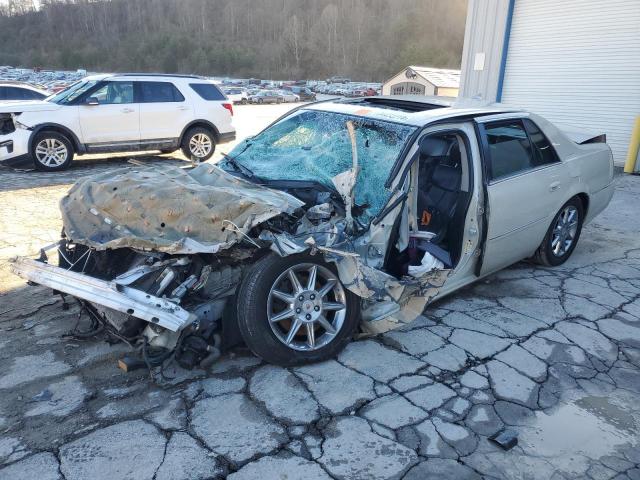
(533, 197, 584, 266)
(181, 127, 215, 162)
(32, 131, 74, 171)
(236, 253, 360, 366)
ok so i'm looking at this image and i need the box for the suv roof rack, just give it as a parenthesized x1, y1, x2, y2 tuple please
(115, 73, 204, 79)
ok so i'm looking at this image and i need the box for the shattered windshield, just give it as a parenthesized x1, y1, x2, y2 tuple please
(222, 109, 415, 222)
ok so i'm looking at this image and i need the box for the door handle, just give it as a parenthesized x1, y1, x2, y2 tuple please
(177, 106, 190, 111)
(121, 108, 134, 113)
(549, 181, 561, 192)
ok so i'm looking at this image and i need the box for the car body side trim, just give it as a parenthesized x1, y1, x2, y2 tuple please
(9, 257, 197, 332)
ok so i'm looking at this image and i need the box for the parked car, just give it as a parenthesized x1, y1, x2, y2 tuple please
(277, 90, 300, 103)
(249, 91, 282, 104)
(10, 96, 614, 370)
(0, 82, 49, 101)
(327, 76, 351, 84)
(290, 86, 316, 101)
(0, 73, 235, 171)
(223, 87, 248, 105)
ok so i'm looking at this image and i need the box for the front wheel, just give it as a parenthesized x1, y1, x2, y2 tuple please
(533, 197, 584, 266)
(181, 127, 215, 162)
(236, 253, 360, 366)
(32, 131, 74, 171)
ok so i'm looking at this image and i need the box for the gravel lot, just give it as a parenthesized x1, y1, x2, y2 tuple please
(1, 102, 639, 480)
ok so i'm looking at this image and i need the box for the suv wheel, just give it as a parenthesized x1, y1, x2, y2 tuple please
(32, 131, 74, 171)
(236, 253, 360, 366)
(182, 127, 215, 162)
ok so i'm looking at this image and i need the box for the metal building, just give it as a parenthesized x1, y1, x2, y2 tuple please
(459, 0, 640, 165)
(382, 66, 460, 97)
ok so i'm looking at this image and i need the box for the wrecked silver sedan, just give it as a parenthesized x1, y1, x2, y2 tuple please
(10, 97, 615, 369)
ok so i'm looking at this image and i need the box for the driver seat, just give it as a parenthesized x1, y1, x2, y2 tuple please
(416, 138, 462, 245)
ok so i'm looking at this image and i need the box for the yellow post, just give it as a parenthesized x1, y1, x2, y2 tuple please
(624, 116, 640, 173)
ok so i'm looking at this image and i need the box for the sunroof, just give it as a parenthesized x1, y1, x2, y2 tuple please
(342, 97, 449, 113)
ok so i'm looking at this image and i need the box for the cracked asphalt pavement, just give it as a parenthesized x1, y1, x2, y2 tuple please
(1, 105, 639, 479)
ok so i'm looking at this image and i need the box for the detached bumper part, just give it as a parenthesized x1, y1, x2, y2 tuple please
(0, 128, 31, 164)
(10, 257, 197, 332)
(0, 139, 13, 153)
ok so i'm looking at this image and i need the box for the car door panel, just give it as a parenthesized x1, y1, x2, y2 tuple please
(137, 81, 192, 141)
(477, 117, 567, 275)
(79, 104, 140, 144)
(78, 81, 139, 144)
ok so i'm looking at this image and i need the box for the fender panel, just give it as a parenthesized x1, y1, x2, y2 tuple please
(29, 123, 85, 154)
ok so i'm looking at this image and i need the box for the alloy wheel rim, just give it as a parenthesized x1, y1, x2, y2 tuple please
(189, 133, 212, 158)
(35, 138, 68, 167)
(267, 263, 347, 352)
(551, 205, 579, 257)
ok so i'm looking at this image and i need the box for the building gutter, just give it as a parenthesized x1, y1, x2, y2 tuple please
(495, 0, 516, 102)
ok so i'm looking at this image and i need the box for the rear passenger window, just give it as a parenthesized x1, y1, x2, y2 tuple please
(523, 119, 559, 166)
(139, 82, 184, 103)
(5, 87, 31, 100)
(189, 83, 225, 101)
(484, 120, 535, 181)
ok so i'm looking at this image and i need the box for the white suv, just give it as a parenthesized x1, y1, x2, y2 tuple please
(0, 74, 235, 171)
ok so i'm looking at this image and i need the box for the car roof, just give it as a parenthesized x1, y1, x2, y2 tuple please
(0, 82, 47, 92)
(83, 73, 210, 82)
(305, 95, 522, 127)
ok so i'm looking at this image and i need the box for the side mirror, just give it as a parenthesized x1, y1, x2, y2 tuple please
(419, 136, 449, 158)
(85, 97, 99, 106)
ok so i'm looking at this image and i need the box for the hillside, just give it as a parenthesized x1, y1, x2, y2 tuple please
(0, 0, 467, 81)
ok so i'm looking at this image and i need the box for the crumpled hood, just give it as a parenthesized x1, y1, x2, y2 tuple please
(0, 100, 60, 113)
(60, 164, 305, 254)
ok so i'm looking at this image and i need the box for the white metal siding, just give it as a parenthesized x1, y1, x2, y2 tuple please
(501, 0, 640, 164)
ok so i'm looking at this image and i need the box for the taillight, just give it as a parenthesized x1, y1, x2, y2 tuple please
(222, 103, 233, 116)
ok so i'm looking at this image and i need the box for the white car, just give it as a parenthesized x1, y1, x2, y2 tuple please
(0, 82, 49, 101)
(277, 91, 300, 103)
(10, 96, 614, 368)
(223, 87, 249, 105)
(0, 74, 235, 171)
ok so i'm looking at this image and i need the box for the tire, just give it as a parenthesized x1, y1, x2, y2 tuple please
(32, 131, 74, 171)
(533, 197, 584, 267)
(236, 252, 360, 366)
(258, 98, 264, 104)
(181, 127, 216, 162)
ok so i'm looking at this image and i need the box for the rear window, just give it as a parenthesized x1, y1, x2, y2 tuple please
(190, 83, 226, 101)
(523, 118, 560, 166)
(138, 81, 184, 103)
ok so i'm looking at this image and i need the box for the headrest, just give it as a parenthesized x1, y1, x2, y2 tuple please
(419, 137, 450, 158)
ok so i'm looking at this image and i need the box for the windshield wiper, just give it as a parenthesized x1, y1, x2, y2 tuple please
(220, 153, 255, 179)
